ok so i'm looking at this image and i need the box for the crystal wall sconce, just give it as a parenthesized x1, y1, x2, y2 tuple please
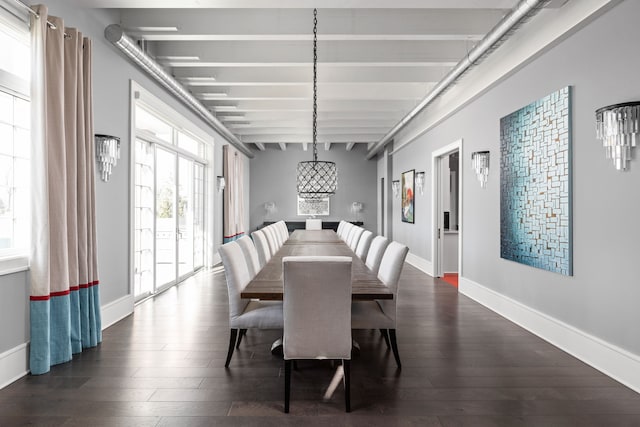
(217, 176, 226, 192)
(392, 180, 400, 198)
(595, 101, 640, 170)
(471, 150, 490, 188)
(264, 201, 276, 214)
(415, 171, 426, 195)
(95, 134, 120, 182)
(351, 201, 363, 214)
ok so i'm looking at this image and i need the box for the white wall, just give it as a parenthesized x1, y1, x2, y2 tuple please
(382, 0, 640, 389)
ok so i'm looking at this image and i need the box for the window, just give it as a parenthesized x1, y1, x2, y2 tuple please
(0, 7, 30, 275)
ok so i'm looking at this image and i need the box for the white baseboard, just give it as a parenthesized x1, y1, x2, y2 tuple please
(101, 294, 134, 330)
(459, 276, 640, 394)
(0, 343, 28, 389)
(406, 252, 433, 277)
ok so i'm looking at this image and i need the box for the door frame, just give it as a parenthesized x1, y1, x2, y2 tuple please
(431, 139, 463, 279)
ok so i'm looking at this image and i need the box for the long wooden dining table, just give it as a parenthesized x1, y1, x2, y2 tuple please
(241, 229, 392, 301)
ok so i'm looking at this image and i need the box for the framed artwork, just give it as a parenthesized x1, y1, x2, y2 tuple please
(500, 86, 572, 276)
(401, 169, 415, 223)
(297, 196, 330, 216)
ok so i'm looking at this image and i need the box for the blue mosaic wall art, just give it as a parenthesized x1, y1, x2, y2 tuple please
(500, 86, 572, 276)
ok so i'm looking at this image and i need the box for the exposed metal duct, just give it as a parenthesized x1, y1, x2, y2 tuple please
(366, 0, 548, 160)
(104, 24, 254, 158)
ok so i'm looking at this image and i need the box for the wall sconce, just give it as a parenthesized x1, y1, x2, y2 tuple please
(595, 101, 640, 170)
(264, 202, 276, 215)
(392, 180, 400, 198)
(95, 134, 120, 182)
(217, 176, 226, 192)
(471, 151, 490, 188)
(351, 201, 363, 214)
(415, 171, 426, 195)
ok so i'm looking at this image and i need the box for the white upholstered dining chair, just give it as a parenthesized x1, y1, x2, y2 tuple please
(305, 218, 322, 230)
(354, 230, 373, 262)
(218, 241, 283, 367)
(282, 256, 353, 413)
(262, 226, 280, 255)
(351, 241, 409, 368)
(347, 226, 364, 251)
(365, 236, 389, 275)
(276, 220, 289, 242)
(340, 222, 354, 241)
(236, 235, 261, 278)
(337, 220, 347, 236)
(250, 229, 271, 268)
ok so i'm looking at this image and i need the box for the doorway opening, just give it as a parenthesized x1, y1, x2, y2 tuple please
(432, 140, 462, 283)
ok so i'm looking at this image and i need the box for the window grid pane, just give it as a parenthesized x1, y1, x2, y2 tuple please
(0, 92, 29, 254)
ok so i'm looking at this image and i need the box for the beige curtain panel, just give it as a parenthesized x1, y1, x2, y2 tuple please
(29, 4, 101, 375)
(223, 145, 245, 243)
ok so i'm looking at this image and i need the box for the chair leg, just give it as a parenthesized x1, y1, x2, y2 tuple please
(224, 329, 238, 368)
(389, 329, 402, 369)
(236, 329, 247, 349)
(379, 329, 390, 348)
(343, 359, 351, 413)
(284, 359, 292, 413)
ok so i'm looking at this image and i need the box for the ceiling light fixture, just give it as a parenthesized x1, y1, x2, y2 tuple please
(296, 9, 337, 200)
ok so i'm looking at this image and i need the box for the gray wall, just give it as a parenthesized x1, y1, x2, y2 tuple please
(249, 144, 377, 232)
(383, 0, 640, 356)
(0, 1, 248, 355)
(0, 271, 29, 353)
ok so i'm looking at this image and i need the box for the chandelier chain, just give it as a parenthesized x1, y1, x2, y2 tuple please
(312, 8, 318, 163)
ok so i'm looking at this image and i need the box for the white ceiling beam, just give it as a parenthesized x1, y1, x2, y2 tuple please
(227, 120, 397, 128)
(233, 127, 392, 136)
(96, 1, 517, 9)
(254, 142, 265, 151)
(345, 142, 356, 151)
(154, 40, 469, 63)
(217, 111, 405, 121)
(120, 8, 510, 34)
(135, 34, 484, 42)
(278, 142, 287, 151)
(164, 61, 458, 68)
(192, 83, 434, 99)
(173, 67, 453, 83)
(201, 99, 418, 111)
(242, 134, 384, 144)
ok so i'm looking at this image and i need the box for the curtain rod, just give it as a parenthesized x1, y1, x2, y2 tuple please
(13, 0, 58, 30)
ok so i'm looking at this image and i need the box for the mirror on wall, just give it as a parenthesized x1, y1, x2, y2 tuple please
(443, 151, 459, 231)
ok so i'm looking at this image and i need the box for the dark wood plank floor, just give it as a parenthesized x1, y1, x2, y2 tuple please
(1, 264, 638, 426)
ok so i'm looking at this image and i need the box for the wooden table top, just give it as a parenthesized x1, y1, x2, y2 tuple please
(242, 231, 392, 301)
(284, 229, 343, 244)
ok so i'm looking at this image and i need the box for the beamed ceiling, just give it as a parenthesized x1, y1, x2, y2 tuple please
(72, 0, 566, 153)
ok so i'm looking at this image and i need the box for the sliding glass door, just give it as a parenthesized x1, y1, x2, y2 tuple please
(132, 100, 208, 301)
(134, 138, 206, 301)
